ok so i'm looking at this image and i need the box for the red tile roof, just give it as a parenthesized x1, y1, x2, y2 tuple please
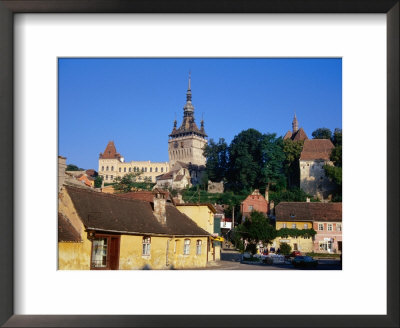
(275, 202, 342, 222)
(116, 190, 170, 203)
(300, 139, 334, 161)
(292, 128, 308, 141)
(99, 141, 122, 160)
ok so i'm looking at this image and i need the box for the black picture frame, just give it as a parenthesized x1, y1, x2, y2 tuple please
(0, 1, 398, 327)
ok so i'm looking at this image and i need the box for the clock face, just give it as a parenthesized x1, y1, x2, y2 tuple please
(174, 141, 178, 148)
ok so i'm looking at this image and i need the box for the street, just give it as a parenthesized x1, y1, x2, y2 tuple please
(202, 249, 342, 270)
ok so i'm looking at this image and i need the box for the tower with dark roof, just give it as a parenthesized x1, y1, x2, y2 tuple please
(168, 73, 207, 167)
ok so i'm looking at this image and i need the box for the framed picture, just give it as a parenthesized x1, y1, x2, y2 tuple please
(0, 1, 398, 327)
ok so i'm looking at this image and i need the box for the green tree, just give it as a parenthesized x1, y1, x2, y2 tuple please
(66, 164, 83, 171)
(331, 128, 342, 146)
(235, 211, 277, 251)
(330, 145, 342, 167)
(312, 128, 332, 140)
(94, 175, 103, 188)
(269, 187, 315, 205)
(279, 242, 292, 255)
(282, 139, 304, 187)
(113, 172, 142, 193)
(226, 129, 285, 192)
(203, 138, 228, 182)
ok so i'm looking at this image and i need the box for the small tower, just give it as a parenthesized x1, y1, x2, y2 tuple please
(292, 113, 299, 134)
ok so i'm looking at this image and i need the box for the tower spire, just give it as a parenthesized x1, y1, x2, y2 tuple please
(292, 112, 299, 133)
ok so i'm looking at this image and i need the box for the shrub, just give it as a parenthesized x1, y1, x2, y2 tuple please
(280, 242, 292, 255)
(245, 243, 257, 255)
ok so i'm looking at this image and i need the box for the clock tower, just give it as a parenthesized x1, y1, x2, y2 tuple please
(168, 73, 207, 168)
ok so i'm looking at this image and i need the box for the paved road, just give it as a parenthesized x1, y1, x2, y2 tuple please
(203, 249, 342, 270)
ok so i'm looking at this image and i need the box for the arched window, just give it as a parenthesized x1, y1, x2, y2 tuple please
(129, 167, 131, 172)
(150, 167, 152, 172)
(155, 167, 158, 172)
(119, 168, 121, 172)
(105, 175, 108, 180)
(101, 166, 104, 171)
(111, 166, 114, 171)
(106, 166, 109, 171)
(196, 240, 202, 255)
(124, 167, 126, 172)
(142, 237, 151, 256)
(183, 239, 190, 255)
(161, 168, 164, 173)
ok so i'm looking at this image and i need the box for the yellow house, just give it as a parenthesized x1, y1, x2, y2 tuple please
(58, 185, 210, 270)
(175, 203, 221, 261)
(272, 202, 316, 253)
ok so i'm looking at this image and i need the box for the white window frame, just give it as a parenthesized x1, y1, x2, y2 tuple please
(336, 223, 342, 231)
(142, 237, 151, 256)
(327, 223, 333, 231)
(318, 223, 324, 231)
(183, 239, 190, 255)
(248, 205, 254, 211)
(196, 240, 202, 255)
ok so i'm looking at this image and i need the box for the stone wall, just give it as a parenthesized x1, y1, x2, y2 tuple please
(207, 181, 224, 193)
(300, 159, 336, 200)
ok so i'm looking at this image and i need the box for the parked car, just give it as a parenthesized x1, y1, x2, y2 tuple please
(290, 250, 301, 257)
(292, 256, 318, 268)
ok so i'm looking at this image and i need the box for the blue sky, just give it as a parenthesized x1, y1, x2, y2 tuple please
(59, 58, 342, 170)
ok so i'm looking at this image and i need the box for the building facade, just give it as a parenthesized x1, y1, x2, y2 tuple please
(168, 73, 207, 168)
(175, 203, 221, 261)
(98, 141, 169, 183)
(240, 189, 269, 220)
(275, 201, 342, 254)
(299, 139, 336, 200)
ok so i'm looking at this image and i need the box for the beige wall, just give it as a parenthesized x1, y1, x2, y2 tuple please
(168, 135, 207, 167)
(300, 159, 335, 200)
(98, 158, 170, 183)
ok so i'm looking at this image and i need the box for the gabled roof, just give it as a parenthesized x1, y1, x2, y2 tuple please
(99, 141, 122, 160)
(65, 186, 210, 237)
(275, 202, 342, 222)
(283, 131, 293, 140)
(292, 128, 308, 141)
(116, 190, 170, 203)
(58, 212, 82, 242)
(300, 139, 334, 161)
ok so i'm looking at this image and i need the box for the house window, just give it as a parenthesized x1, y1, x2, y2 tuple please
(292, 223, 296, 229)
(318, 223, 324, 231)
(183, 239, 190, 255)
(110, 175, 113, 180)
(124, 167, 126, 172)
(142, 167, 144, 172)
(304, 224, 308, 229)
(119, 168, 121, 172)
(105, 175, 108, 180)
(111, 166, 114, 171)
(327, 224, 333, 231)
(248, 205, 254, 211)
(150, 167, 152, 172)
(106, 166, 109, 171)
(145, 167, 147, 172)
(101, 166, 104, 171)
(90, 235, 120, 270)
(196, 240, 202, 255)
(336, 223, 342, 231)
(161, 168, 164, 172)
(91, 237, 108, 268)
(142, 237, 151, 256)
(129, 168, 131, 172)
(282, 223, 287, 228)
(155, 167, 158, 172)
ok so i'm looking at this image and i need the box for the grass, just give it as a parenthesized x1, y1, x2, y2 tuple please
(306, 252, 341, 258)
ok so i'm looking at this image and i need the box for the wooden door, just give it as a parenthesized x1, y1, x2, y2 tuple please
(109, 236, 120, 270)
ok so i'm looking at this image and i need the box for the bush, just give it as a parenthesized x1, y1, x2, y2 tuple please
(280, 242, 292, 255)
(245, 243, 257, 255)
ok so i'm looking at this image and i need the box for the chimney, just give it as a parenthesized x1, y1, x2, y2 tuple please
(306, 197, 310, 203)
(153, 192, 167, 225)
